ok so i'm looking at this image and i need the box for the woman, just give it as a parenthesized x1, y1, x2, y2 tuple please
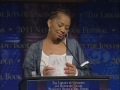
(23, 8, 90, 77)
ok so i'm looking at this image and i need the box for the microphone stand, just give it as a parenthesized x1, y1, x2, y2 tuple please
(57, 38, 93, 76)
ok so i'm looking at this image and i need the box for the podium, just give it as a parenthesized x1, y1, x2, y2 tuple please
(19, 76, 110, 90)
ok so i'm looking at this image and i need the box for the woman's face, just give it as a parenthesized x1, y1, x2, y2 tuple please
(48, 12, 71, 41)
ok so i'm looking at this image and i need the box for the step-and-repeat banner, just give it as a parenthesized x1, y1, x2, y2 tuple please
(0, 1, 120, 90)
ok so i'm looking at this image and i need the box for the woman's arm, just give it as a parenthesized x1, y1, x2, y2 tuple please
(23, 43, 37, 78)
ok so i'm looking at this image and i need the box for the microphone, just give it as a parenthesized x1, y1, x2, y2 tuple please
(56, 38, 62, 43)
(56, 34, 67, 43)
(56, 37, 92, 75)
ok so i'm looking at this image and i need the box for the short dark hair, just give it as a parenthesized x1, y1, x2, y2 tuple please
(49, 8, 71, 20)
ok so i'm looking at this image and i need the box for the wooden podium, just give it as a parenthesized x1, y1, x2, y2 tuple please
(19, 76, 110, 90)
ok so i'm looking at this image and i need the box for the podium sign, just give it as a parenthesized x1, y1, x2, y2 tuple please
(19, 76, 110, 90)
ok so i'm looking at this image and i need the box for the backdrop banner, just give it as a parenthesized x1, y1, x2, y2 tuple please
(0, 1, 119, 90)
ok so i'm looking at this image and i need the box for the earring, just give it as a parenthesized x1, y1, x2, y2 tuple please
(49, 28, 50, 31)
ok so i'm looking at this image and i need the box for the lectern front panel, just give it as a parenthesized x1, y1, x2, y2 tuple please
(25, 77, 109, 90)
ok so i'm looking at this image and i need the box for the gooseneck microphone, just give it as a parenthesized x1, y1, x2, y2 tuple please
(60, 38, 93, 76)
(56, 37, 91, 71)
(62, 41, 90, 70)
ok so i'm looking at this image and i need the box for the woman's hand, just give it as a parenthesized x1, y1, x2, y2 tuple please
(43, 66, 55, 76)
(64, 63, 77, 76)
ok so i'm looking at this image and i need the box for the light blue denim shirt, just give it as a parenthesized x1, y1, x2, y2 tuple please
(23, 37, 90, 77)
